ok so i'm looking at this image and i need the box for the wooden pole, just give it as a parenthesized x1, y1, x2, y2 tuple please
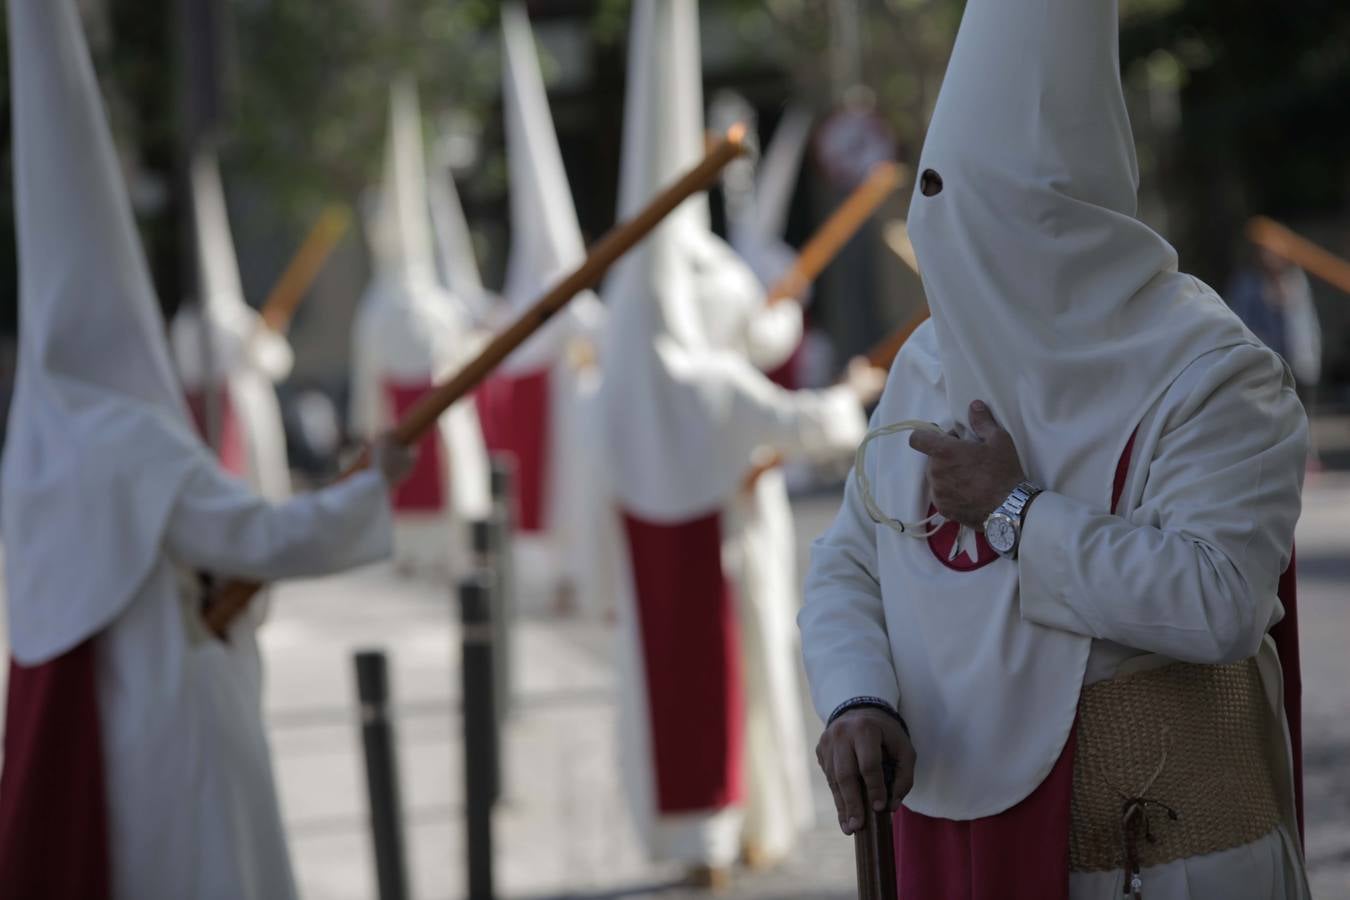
(862, 309, 930, 371)
(765, 161, 902, 306)
(1246, 215, 1350, 296)
(854, 803, 898, 900)
(202, 128, 750, 638)
(258, 204, 352, 334)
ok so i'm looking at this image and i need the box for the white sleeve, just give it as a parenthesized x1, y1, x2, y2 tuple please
(744, 301, 805, 373)
(798, 435, 900, 723)
(775, 384, 868, 462)
(1018, 347, 1307, 665)
(165, 465, 393, 582)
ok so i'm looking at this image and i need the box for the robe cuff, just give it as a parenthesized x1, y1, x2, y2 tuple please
(811, 663, 902, 726)
(1016, 490, 1099, 638)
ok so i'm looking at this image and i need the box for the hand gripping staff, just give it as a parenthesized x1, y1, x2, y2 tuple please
(202, 126, 750, 639)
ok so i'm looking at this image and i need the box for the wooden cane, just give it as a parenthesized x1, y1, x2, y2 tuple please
(202, 127, 750, 639)
(1246, 215, 1350, 296)
(258, 204, 352, 334)
(854, 801, 899, 900)
(765, 161, 902, 305)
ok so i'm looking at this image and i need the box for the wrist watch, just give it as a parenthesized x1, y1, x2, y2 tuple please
(983, 481, 1043, 559)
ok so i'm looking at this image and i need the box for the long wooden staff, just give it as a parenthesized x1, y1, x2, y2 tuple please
(1246, 215, 1350, 295)
(203, 127, 749, 639)
(258, 204, 353, 334)
(765, 161, 902, 305)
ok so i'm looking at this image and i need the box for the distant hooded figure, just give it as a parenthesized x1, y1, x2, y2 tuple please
(799, 0, 1310, 897)
(472, 3, 611, 610)
(350, 79, 492, 577)
(600, 0, 878, 882)
(171, 150, 294, 502)
(0, 2, 410, 897)
(718, 98, 816, 389)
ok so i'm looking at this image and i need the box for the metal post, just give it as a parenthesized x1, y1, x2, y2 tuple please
(354, 650, 410, 900)
(460, 573, 499, 899)
(488, 456, 516, 720)
(470, 516, 509, 733)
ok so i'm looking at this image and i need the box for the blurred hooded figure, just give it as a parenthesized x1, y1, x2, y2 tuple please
(799, 0, 1309, 897)
(350, 79, 492, 577)
(600, 0, 877, 881)
(474, 3, 612, 611)
(0, 2, 409, 897)
(715, 96, 816, 390)
(171, 150, 294, 501)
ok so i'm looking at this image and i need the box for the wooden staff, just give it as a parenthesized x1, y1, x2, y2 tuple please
(1246, 215, 1350, 295)
(258, 204, 352, 334)
(202, 127, 750, 639)
(854, 803, 899, 900)
(766, 161, 902, 305)
(882, 218, 920, 276)
(862, 309, 930, 371)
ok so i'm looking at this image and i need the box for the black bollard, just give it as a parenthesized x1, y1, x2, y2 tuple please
(354, 650, 410, 900)
(460, 572, 499, 900)
(470, 513, 510, 732)
(488, 456, 517, 720)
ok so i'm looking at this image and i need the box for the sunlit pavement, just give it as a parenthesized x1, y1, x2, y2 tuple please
(0, 438, 1347, 898)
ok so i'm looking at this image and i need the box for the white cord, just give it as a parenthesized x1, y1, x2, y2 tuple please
(855, 420, 948, 538)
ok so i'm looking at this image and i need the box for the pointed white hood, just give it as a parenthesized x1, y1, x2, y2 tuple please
(173, 149, 293, 387)
(3, 0, 205, 663)
(501, 2, 586, 309)
(498, 2, 604, 373)
(600, 0, 779, 521)
(369, 78, 439, 290)
(728, 106, 813, 294)
(884, 0, 1267, 817)
(907, 0, 1253, 504)
(427, 158, 490, 320)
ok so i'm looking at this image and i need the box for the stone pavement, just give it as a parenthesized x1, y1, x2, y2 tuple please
(259, 496, 859, 900)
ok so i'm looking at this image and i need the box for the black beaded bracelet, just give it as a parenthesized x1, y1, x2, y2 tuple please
(827, 696, 909, 734)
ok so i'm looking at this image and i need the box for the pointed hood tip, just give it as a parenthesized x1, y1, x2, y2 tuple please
(7, 0, 186, 418)
(501, 0, 586, 309)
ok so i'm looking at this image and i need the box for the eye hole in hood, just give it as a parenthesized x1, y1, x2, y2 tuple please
(919, 168, 944, 197)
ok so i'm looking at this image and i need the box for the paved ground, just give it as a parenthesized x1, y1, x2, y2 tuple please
(2, 419, 1350, 898)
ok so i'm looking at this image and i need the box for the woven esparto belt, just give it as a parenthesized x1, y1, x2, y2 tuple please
(1069, 658, 1281, 874)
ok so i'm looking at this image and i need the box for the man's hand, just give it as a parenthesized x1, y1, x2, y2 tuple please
(371, 434, 417, 486)
(816, 708, 915, 835)
(843, 356, 888, 406)
(908, 400, 1026, 529)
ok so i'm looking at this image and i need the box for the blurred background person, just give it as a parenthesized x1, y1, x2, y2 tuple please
(601, 0, 883, 886)
(1228, 242, 1324, 467)
(350, 79, 491, 578)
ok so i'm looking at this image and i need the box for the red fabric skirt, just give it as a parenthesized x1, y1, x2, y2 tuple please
(384, 379, 448, 512)
(895, 722, 1076, 900)
(0, 641, 111, 900)
(474, 369, 550, 532)
(185, 385, 246, 477)
(622, 510, 745, 813)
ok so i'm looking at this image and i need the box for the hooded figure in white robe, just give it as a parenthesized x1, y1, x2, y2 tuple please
(0, 3, 400, 897)
(473, 3, 613, 611)
(799, 0, 1310, 897)
(350, 79, 491, 576)
(600, 0, 871, 875)
(170, 150, 294, 502)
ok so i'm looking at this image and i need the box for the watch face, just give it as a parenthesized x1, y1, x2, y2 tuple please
(985, 514, 1017, 554)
